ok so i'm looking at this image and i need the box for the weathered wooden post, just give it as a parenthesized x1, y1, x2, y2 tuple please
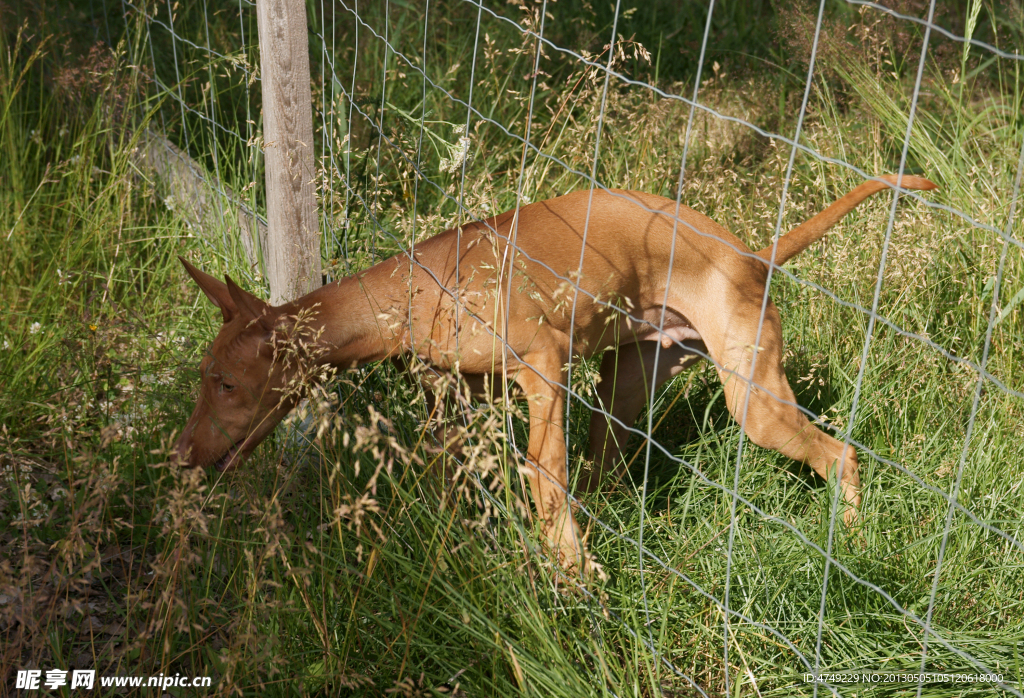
(256, 0, 321, 304)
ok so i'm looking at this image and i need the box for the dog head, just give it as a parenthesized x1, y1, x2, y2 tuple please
(174, 257, 304, 472)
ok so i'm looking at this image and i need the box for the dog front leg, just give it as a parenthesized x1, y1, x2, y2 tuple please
(514, 349, 587, 573)
(419, 368, 466, 455)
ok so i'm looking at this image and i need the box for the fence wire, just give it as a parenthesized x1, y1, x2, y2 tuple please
(111, 0, 1024, 694)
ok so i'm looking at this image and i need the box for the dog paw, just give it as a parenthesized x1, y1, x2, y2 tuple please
(842, 506, 859, 527)
(542, 518, 608, 583)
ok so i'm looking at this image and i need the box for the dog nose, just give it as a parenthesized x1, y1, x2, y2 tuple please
(172, 433, 194, 468)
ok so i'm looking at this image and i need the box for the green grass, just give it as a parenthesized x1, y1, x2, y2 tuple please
(2, 1, 1024, 696)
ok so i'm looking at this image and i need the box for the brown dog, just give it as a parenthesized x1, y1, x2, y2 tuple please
(175, 174, 936, 571)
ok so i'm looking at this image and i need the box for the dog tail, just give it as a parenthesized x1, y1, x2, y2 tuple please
(756, 174, 938, 266)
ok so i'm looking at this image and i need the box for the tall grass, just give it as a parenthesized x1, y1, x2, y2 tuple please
(2, 1, 1023, 696)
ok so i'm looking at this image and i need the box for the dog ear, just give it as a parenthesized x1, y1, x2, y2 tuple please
(179, 256, 237, 323)
(225, 275, 276, 333)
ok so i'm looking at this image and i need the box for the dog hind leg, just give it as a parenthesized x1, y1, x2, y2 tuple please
(583, 339, 704, 492)
(709, 306, 861, 524)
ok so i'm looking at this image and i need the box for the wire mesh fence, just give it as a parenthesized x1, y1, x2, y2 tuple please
(98, 0, 1024, 693)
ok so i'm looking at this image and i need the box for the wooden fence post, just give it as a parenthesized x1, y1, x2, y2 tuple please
(256, 0, 321, 305)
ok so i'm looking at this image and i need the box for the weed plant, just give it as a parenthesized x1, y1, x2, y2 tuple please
(1, 1, 1023, 696)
